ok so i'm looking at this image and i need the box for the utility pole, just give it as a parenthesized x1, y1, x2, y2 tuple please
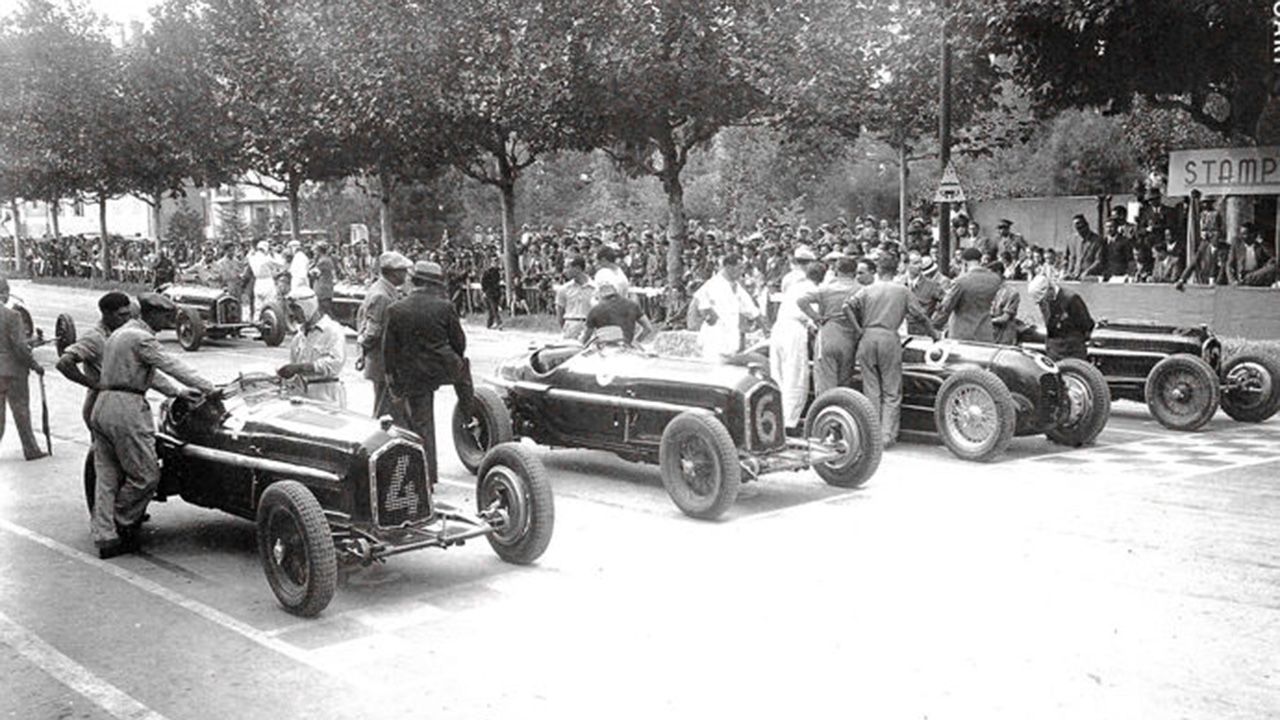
(937, 0, 952, 277)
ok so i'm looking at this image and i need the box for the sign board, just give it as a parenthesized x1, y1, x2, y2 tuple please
(934, 162, 966, 203)
(349, 223, 369, 246)
(1167, 146, 1280, 197)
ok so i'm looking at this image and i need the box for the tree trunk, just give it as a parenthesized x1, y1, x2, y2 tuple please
(151, 191, 165, 253)
(898, 143, 909, 249)
(50, 200, 61, 240)
(11, 198, 24, 275)
(288, 183, 302, 244)
(498, 178, 519, 313)
(98, 193, 111, 278)
(378, 170, 394, 252)
(660, 161, 687, 314)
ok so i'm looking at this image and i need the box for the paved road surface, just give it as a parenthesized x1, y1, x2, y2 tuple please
(2, 279, 1277, 719)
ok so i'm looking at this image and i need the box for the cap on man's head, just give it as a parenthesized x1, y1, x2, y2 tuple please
(378, 251, 412, 271)
(411, 261, 444, 284)
(1027, 273, 1053, 303)
(960, 247, 983, 262)
(792, 244, 817, 262)
(998, 218, 1013, 228)
(257, 241, 270, 252)
(287, 286, 317, 302)
(920, 256, 937, 276)
(137, 292, 176, 315)
(98, 291, 131, 315)
(596, 281, 618, 298)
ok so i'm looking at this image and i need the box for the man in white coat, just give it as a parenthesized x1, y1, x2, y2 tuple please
(288, 240, 310, 291)
(770, 262, 821, 432)
(692, 253, 760, 361)
(248, 241, 280, 315)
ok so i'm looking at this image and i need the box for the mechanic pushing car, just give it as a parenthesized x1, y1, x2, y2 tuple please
(383, 261, 473, 485)
(1027, 273, 1095, 361)
(277, 286, 347, 407)
(56, 291, 135, 430)
(91, 293, 217, 558)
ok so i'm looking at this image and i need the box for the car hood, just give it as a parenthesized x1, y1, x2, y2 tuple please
(163, 284, 226, 304)
(501, 344, 765, 394)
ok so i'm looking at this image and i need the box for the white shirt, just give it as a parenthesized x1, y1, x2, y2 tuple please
(694, 272, 760, 360)
(288, 314, 348, 407)
(290, 251, 310, 290)
(780, 267, 807, 294)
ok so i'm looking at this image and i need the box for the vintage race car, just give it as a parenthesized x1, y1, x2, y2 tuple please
(749, 334, 1111, 463)
(452, 332, 883, 520)
(55, 283, 288, 354)
(84, 374, 554, 617)
(1019, 320, 1280, 431)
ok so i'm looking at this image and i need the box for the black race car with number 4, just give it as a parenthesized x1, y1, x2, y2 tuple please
(55, 283, 288, 354)
(84, 373, 554, 617)
(1020, 320, 1280, 431)
(452, 331, 883, 520)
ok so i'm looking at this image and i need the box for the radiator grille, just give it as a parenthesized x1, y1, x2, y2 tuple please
(369, 441, 430, 527)
(217, 297, 241, 324)
(749, 385, 785, 451)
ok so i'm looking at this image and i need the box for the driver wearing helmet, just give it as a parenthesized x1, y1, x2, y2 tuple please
(277, 286, 347, 407)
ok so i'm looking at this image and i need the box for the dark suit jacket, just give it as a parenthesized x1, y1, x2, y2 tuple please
(0, 304, 36, 378)
(1040, 286, 1094, 342)
(933, 267, 1001, 342)
(906, 276, 945, 336)
(382, 287, 467, 394)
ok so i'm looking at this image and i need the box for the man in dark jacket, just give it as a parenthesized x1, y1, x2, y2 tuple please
(0, 277, 47, 460)
(1028, 274, 1094, 360)
(383, 261, 472, 485)
(932, 247, 1001, 342)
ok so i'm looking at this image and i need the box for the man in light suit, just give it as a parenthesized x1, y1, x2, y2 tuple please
(931, 247, 1001, 342)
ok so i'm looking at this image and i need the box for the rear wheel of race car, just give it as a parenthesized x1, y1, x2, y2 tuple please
(256, 481, 337, 618)
(659, 411, 741, 520)
(175, 308, 205, 352)
(476, 443, 554, 565)
(259, 305, 286, 347)
(83, 451, 96, 514)
(1145, 354, 1219, 431)
(803, 388, 882, 488)
(453, 387, 513, 475)
(1218, 354, 1280, 423)
(935, 369, 1016, 462)
(16, 305, 34, 341)
(1046, 359, 1110, 447)
(55, 313, 77, 356)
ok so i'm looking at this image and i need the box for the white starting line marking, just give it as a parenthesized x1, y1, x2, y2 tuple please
(0, 608, 169, 720)
(0, 518, 316, 669)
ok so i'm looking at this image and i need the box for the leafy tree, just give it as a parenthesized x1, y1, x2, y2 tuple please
(166, 202, 208, 248)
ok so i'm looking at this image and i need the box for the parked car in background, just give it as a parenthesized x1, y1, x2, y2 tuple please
(1020, 320, 1280, 431)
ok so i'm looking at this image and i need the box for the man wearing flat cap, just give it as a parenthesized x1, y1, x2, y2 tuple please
(932, 247, 1001, 342)
(383, 261, 472, 485)
(996, 219, 1026, 259)
(279, 286, 347, 407)
(91, 292, 215, 558)
(357, 251, 410, 418)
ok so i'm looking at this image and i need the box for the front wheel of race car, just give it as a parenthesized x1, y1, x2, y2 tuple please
(803, 387, 882, 488)
(1145, 354, 1219, 431)
(1046, 359, 1111, 447)
(659, 411, 741, 520)
(477, 443, 554, 565)
(1218, 353, 1280, 423)
(935, 368, 1017, 462)
(56, 313, 77, 356)
(259, 305, 286, 347)
(256, 481, 337, 618)
(175, 308, 205, 351)
(453, 387, 513, 475)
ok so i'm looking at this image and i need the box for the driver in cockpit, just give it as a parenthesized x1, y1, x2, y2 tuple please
(580, 281, 655, 347)
(277, 287, 347, 407)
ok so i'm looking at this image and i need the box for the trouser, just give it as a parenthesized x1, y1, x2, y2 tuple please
(769, 320, 811, 429)
(857, 328, 903, 445)
(814, 322, 858, 396)
(88, 392, 158, 546)
(253, 278, 277, 317)
(1045, 335, 1088, 361)
(484, 295, 502, 327)
(403, 390, 438, 484)
(372, 379, 407, 425)
(0, 374, 41, 458)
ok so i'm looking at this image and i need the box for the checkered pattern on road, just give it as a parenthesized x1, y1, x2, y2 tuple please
(1019, 423, 1280, 476)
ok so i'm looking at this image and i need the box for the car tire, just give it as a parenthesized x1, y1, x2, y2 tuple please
(175, 308, 205, 352)
(1144, 354, 1219, 431)
(453, 387, 513, 475)
(256, 480, 337, 618)
(476, 443, 554, 565)
(803, 387, 882, 488)
(1218, 353, 1280, 423)
(16, 305, 33, 341)
(55, 313, 77, 356)
(259, 305, 287, 347)
(658, 411, 741, 520)
(1046, 359, 1110, 447)
(934, 368, 1016, 462)
(83, 450, 96, 514)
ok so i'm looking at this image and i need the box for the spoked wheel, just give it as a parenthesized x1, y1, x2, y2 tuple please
(176, 308, 205, 351)
(55, 313, 77, 356)
(658, 411, 740, 520)
(935, 369, 1016, 462)
(452, 387, 513, 474)
(476, 443, 554, 564)
(803, 388, 882, 488)
(256, 481, 337, 618)
(1046, 359, 1110, 447)
(1145, 354, 1218, 431)
(1218, 354, 1280, 423)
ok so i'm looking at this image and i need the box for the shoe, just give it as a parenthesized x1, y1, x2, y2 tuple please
(24, 451, 49, 461)
(97, 540, 135, 559)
